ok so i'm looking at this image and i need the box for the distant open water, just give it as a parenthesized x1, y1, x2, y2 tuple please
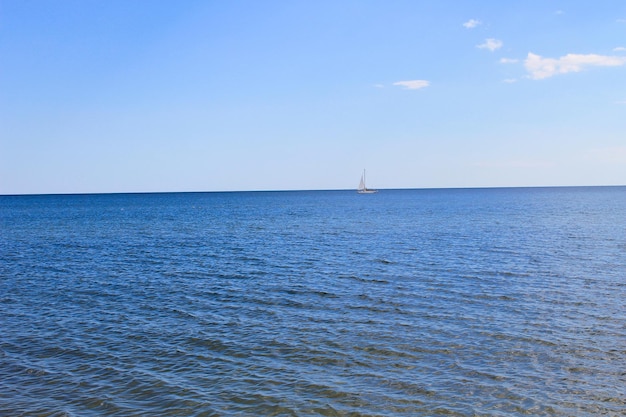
(1, 187, 625, 416)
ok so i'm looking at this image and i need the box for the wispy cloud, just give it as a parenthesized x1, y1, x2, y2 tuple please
(477, 38, 503, 52)
(585, 146, 626, 164)
(500, 58, 518, 64)
(524, 52, 626, 80)
(618, 19, 626, 23)
(502, 78, 517, 84)
(614, 46, 626, 52)
(463, 19, 481, 29)
(555, 10, 565, 15)
(474, 159, 553, 169)
(392, 80, 430, 90)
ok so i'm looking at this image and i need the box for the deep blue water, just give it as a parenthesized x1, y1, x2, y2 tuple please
(1, 187, 625, 416)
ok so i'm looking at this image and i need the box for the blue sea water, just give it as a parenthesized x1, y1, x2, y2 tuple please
(1, 187, 625, 416)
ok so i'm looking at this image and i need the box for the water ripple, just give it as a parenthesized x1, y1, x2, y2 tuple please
(1, 189, 625, 416)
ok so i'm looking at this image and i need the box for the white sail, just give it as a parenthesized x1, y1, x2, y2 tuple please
(357, 170, 377, 193)
(358, 175, 366, 191)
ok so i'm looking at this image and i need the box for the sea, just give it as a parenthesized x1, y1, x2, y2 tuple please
(1, 187, 625, 416)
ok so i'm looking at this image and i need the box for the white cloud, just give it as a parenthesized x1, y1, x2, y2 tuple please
(524, 52, 626, 79)
(500, 58, 518, 64)
(393, 80, 430, 90)
(477, 38, 503, 52)
(373, 84, 385, 88)
(463, 19, 481, 29)
(614, 46, 626, 52)
(502, 78, 517, 83)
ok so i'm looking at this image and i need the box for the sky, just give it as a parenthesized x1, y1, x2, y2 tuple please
(1, 0, 625, 194)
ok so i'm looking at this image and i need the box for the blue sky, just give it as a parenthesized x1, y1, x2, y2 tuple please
(1, 0, 625, 194)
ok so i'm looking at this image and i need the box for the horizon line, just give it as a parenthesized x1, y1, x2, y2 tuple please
(1, 184, 624, 197)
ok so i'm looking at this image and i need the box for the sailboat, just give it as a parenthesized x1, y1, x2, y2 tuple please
(357, 170, 377, 194)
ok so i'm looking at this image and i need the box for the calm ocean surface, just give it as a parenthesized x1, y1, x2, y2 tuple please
(1, 187, 625, 416)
